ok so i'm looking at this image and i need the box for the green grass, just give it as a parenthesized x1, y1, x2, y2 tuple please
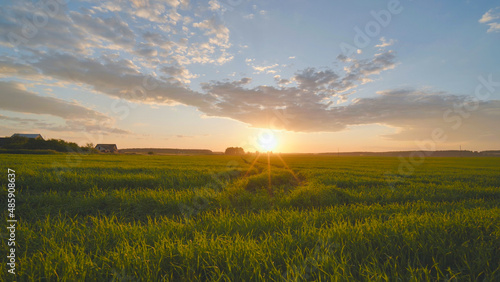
(1, 154, 499, 281)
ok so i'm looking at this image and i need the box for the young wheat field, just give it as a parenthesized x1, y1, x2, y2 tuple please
(1, 154, 499, 281)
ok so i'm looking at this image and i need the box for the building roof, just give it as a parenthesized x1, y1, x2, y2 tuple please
(95, 144, 118, 149)
(11, 133, 43, 139)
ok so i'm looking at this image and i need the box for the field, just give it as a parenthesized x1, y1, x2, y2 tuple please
(1, 154, 499, 281)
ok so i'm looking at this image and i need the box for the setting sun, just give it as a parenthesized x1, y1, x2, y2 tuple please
(258, 131, 278, 152)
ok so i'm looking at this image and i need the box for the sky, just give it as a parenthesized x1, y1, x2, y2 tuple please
(0, 0, 499, 153)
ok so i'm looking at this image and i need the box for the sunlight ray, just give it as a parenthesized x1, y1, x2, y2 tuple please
(243, 152, 262, 177)
(267, 152, 273, 196)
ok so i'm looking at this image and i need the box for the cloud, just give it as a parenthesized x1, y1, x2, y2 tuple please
(252, 63, 279, 74)
(296, 50, 397, 96)
(0, 57, 40, 78)
(0, 81, 110, 121)
(485, 22, 500, 33)
(0, 114, 38, 123)
(208, 0, 220, 11)
(0, 81, 131, 135)
(0, 2, 89, 52)
(345, 50, 397, 77)
(69, 11, 135, 49)
(1, 50, 496, 145)
(199, 81, 500, 143)
(9, 49, 397, 131)
(134, 42, 158, 57)
(375, 37, 396, 48)
(361, 90, 500, 142)
(49, 120, 131, 135)
(93, 2, 122, 13)
(193, 18, 230, 46)
(479, 7, 500, 32)
(293, 68, 339, 90)
(0, 0, 233, 69)
(193, 48, 499, 144)
(198, 51, 398, 131)
(29, 53, 212, 108)
(160, 65, 199, 83)
(479, 7, 500, 23)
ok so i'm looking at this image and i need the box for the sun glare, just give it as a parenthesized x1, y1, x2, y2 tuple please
(258, 132, 278, 152)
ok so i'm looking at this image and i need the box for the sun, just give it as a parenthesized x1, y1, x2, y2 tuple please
(258, 131, 278, 152)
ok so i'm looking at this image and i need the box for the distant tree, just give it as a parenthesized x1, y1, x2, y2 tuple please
(148, 151, 154, 155)
(225, 147, 245, 155)
(0, 136, 90, 153)
(83, 143, 99, 154)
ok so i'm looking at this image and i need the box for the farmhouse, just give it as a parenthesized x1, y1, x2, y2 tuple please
(95, 144, 118, 153)
(11, 133, 44, 140)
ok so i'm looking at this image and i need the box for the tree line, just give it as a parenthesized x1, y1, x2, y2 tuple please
(0, 136, 96, 153)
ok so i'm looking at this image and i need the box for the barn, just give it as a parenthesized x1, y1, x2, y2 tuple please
(95, 144, 118, 153)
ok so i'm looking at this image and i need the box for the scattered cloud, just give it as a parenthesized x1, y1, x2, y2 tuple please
(485, 22, 500, 33)
(0, 0, 234, 70)
(69, 11, 136, 50)
(375, 37, 396, 48)
(479, 7, 500, 32)
(252, 63, 279, 74)
(208, 0, 220, 11)
(160, 65, 199, 83)
(0, 2, 89, 53)
(479, 7, 500, 23)
(192, 17, 230, 49)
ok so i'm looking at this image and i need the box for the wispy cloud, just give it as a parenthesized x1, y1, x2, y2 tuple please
(0, 81, 130, 134)
(479, 7, 500, 23)
(0, 81, 108, 120)
(0, 114, 38, 123)
(375, 37, 396, 48)
(479, 7, 500, 32)
(252, 63, 279, 74)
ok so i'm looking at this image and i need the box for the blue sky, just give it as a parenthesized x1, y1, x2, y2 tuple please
(0, 0, 499, 152)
